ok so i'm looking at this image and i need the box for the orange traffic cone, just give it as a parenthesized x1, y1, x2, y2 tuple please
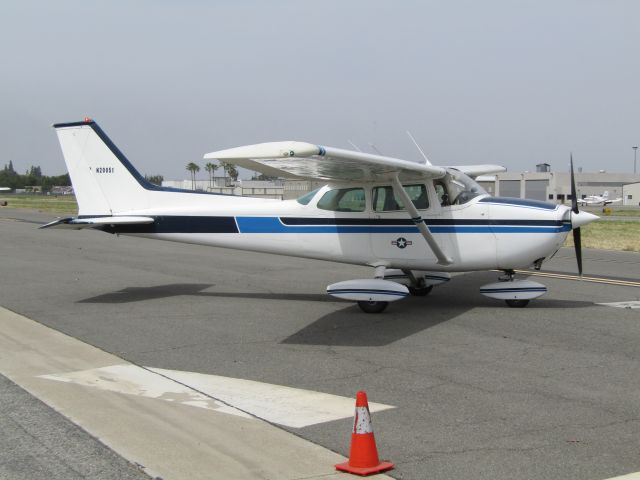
(335, 391, 394, 476)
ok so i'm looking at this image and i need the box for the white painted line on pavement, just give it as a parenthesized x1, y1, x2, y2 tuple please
(39, 364, 250, 418)
(604, 473, 640, 480)
(150, 367, 395, 428)
(596, 301, 640, 309)
(38, 364, 395, 428)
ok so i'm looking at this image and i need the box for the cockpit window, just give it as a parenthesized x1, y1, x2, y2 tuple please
(317, 187, 366, 212)
(437, 170, 487, 205)
(372, 184, 428, 211)
(296, 188, 321, 205)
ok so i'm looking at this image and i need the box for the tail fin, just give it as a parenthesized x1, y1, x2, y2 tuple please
(53, 119, 151, 215)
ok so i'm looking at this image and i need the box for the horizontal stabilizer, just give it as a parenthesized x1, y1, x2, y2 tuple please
(448, 165, 506, 178)
(40, 216, 155, 230)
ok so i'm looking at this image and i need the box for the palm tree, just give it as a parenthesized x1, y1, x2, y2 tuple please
(186, 162, 200, 190)
(227, 165, 239, 182)
(204, 162, 218, 190)
(221, 162, 229, 185)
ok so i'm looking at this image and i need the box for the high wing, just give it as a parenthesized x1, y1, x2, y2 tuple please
(204, 142, 448, 182)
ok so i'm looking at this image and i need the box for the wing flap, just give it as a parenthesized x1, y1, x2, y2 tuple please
(40, 216, 155, 229)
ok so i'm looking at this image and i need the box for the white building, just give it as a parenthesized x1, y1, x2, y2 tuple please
(622, 182, 640, 206)
(477, 171, 640, 204)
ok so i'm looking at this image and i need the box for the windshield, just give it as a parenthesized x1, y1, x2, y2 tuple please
(442, 169, 487, 205)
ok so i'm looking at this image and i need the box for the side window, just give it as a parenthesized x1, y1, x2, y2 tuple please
(372, 184, 428, 211)
(317, 188, 366, 212)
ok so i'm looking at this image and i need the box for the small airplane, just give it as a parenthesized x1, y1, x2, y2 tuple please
(577, 191, 622, 206)
(42, 119, 598, 313)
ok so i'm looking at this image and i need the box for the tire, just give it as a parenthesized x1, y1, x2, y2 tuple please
(357, 301, 389, 314)
(505, 299, 530, 308)
(408, 285, 433, 297)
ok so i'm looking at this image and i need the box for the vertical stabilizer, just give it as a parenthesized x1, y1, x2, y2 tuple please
(53, 120, 150, 215)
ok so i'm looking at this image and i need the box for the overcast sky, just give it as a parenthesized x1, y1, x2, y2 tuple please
(1, 0, 639, 180)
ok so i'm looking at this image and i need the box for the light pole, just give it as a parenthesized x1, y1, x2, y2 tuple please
(634, 146, 638, 175)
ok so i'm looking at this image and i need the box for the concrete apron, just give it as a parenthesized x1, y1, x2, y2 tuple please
(0, 306, 392, 480)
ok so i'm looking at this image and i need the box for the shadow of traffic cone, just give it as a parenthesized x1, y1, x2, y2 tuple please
(335, 390, 394, 476)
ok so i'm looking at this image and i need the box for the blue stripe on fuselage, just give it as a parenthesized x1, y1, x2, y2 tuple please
(234, 217, 571, 234)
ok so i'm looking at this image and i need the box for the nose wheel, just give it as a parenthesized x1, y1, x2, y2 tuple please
(480, 270, 546, 307)
(408, 285, 433, 297)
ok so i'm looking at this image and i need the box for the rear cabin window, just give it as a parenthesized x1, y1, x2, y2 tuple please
(317, 188, 366, 212)
(296, 188, 321, 205)
(372, 185, 428, 211)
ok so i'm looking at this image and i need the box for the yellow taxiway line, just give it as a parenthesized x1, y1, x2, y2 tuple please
(513, 270, 640, 288)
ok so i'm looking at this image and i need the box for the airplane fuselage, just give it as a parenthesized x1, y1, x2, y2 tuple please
(100, 185, 571, 273)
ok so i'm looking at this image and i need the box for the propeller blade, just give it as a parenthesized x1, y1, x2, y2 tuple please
(573, 227, 583, 276)
(570, 154, 579, 214)
(570, 154, 583, 276)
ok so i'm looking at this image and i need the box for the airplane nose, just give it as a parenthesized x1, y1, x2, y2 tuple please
(571, 211, 599, 229)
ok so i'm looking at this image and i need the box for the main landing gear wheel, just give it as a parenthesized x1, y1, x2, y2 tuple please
(357, 300, 389, 313)
(505, 299, 530, 308)
(408, 285, 433, 297)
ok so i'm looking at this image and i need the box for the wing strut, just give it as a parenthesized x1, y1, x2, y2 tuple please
(391, 175, 453, 266)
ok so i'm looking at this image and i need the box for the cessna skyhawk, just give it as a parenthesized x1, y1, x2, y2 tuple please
(43, 119, 597, 313)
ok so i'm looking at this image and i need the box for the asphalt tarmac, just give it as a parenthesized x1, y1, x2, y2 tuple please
(1, 208, 639, 480)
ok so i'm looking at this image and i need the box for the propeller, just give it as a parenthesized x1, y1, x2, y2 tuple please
(570, 154, 582, 275)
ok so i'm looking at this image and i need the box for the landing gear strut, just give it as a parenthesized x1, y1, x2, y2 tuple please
(402, 269, 434, 297)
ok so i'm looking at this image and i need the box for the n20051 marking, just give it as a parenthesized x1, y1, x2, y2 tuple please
(96, 167, 114, 173)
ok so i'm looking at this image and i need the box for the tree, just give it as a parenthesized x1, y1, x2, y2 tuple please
(145, 174, 164, 186)
(3, 161, 17, 175)
(219, 162, 238, 183)
(204, 162, 219, 189)
(0, 166, 70, 192)
(186, 162, 200, 190)
(227, 165, 239, 182)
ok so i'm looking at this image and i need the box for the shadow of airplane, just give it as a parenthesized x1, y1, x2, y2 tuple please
(77, 279, 593, 347)
(78, 283, 332, 304)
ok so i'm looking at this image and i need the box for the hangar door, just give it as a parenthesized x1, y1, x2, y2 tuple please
(525, 180, 548, 201)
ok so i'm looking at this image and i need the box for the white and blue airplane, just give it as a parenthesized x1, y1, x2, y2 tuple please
(43, 119, 598, 313)
(578, 191, 622, 206)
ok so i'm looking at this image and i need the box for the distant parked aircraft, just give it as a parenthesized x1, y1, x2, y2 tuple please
(578, 191, 622, 206)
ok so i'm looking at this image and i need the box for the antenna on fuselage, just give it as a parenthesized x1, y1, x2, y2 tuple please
(406, 131, 431, 165)
(347, 140, 362, 152)
(369, 143, 384, 155)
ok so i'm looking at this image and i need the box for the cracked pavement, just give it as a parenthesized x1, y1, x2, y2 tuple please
(1, 208, 640, 480)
